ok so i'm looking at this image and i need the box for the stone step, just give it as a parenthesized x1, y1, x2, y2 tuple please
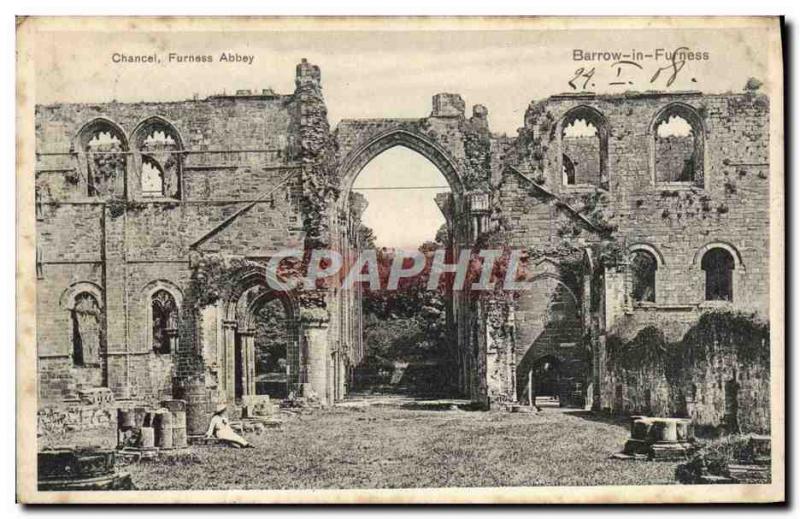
(728, 464, 771, 483)
(699, 474, 736, 484)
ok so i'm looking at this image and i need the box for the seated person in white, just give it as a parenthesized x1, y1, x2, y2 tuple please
(204, 403, 254, 448)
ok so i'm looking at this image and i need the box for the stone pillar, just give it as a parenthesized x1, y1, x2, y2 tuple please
(102, 206, 129, 399)
(198, 303, 221, 388)
(482, 294, 517, 409)
(221, 320, 237, 404)
(604, 266, 627, 330)
(166, 328, 179, 355)
(337, 353, 347, 400)
(300, 300, 333, 404)
(239, 329, 256, 397)
(582, 259, 603, 411)
(328, 350, 337, 403)
(468, 192, 490, 241)
(303, 324, 329, 403)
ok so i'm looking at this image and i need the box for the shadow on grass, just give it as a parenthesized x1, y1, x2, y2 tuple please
(562, 409, 632, 428)
(395, 401, 485, 412)
(343, 389, 482, 412)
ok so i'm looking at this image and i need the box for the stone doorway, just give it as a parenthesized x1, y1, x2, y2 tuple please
(335, 129, 470, 400)
(532, 355, 561, 402)
(219, 271, 301, 406)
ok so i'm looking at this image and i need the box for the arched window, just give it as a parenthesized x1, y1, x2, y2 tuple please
(562, 154, 576, 185)
(652, 104, 704, 185)
(140, 155, 166, 197)
(71, 292, 102, 366)
(560, 106, 608, 187)
(701, 248, 735, 301)
(630, 250, 657, 303)
(133, 117, 182, 199)
(75, 119, 128, 198)
(151, 289, 178, 354)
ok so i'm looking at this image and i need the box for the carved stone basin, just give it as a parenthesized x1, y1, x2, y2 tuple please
(621, 416, 696, 461)
(37, 447, 132, 490)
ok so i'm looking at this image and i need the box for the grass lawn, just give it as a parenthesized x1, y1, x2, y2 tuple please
(125, 402, 681, 490)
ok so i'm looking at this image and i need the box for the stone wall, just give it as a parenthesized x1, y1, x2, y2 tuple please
(37, 389, 118, 449)
(496, 90, 770, 412)
(562, 136, 601, 186)
(654, 135, 696, 183)
(35, 60, 772, 423)
(34, 64, 326, 406)
(601, 310, 770, 434)
(516, 91, 770, 313)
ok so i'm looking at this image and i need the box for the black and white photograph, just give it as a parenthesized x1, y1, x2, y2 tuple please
(14, 15, 785, 504)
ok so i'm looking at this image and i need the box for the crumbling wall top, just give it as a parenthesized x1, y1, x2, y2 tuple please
(431, 93, 465, 118)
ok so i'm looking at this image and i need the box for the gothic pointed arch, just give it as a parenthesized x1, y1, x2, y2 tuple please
(337, 128, 467, 211)
(60, 282, 105, 368)
(73, 118, 129, 197)
(557, 105, 610, 188)
(649, 102, 705, 186)
(141, 280, 184, 354)
(219, 267, 302, 400)
(131, 115, 184, 199)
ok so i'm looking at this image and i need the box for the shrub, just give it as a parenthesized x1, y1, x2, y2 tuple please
(676, 435, 757, 483)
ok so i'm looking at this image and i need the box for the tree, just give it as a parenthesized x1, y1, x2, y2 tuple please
(360, 239, 449, 364)
(357, 224, 377, 249)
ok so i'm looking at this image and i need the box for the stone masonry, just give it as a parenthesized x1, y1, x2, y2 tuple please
(35, 60, 770, 430)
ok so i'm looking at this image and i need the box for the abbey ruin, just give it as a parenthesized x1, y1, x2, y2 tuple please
(34, 59, 771, 439)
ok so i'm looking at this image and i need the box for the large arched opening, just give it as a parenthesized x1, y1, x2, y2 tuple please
(337, 129, 466, 399)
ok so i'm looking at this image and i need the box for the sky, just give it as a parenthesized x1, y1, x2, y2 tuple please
(32, 20, 774, 248)
(35, 24, 772, 135)
(352, 147, 449, 249)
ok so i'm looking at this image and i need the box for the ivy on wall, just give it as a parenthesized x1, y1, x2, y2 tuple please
(608, 309, 769, 376)
(680, 308, 770, 366)
(460, 118, 492, 191)
(607, 325, 670, 374)
(187, 253, 268, 310)
(294, 72, 340, 249)
(106, 197, 151, 218)
(558, 189, 619, 238)
(88, 145, 125, 187)
(186, 251, 327, 314)
(605, 309, 770, 431)
(512, 101, 554, 179)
